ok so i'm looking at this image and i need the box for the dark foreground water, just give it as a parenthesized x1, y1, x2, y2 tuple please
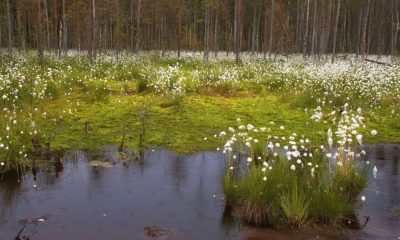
(0, 145, 399, 240)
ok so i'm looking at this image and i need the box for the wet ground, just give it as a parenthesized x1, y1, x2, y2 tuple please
(0, 144, 399, 240)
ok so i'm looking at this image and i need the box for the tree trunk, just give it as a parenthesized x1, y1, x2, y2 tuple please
(58, 20, 62, 57)
(204, 0, 210, 63)
(16, 0, 25, 51)
(303, 0, 310, 59)
(356, 1, 363, 56)
(6, 0, 13, 56)
(263, 0, 268, 58)
(366, 0, 374, 55)
(62, 0, 68, 56)
(296, 0, 301, 51)
(392, 0, 399, 56)
(214, 0, 219, 58)
(269, 0, 275, 59)
(311, 0, 317, 57)
(361, 0, 371, 56)
(234, 0, 241, 63)
(178, 9, 181, 58)
(43, 0, 50, 51)
(319, 0, 326, 57)
(251, 3, 257, 55)
(37, 0, 44, 64)
(0, 18, 2, 57)
(395, 1, 400, 55)
(130, 0, 134, 52)
(332, 0, 341, 63)
(76, 0, 81, 54)
(256, 0, 262, 54)
(136, 0, 142, 53)
(91, 0, 97, 60)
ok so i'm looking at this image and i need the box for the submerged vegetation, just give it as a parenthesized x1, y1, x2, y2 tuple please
(220, 104, 371, 228)
(0, 52, 399, 174)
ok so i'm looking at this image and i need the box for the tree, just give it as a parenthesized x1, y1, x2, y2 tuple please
(214, 0, 220, 57)
(89, 0, 96, 61)
(303, 0, 310, 59)
(361, 0, 371, 56)
(0, 0, 396, 58)
(62, 0, 68, 56)
(37, 0, 44, 64)
(332, 0, 341, 62)
(43, 0, 50, 51)
(234, 0, 242, 63)
(269, 0, 275, 59)
(392, 0, 399, 56)
(311, 0, 317, 57)
(204, 0, 210, 63)
(6, 0, 13, 56)
(136, 0, 142, 53)
(0, 13, 2, 58)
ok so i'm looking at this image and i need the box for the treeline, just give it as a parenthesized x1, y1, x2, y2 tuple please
(0, 0, 399, 62)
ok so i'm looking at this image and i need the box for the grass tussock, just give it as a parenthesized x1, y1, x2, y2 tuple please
(220, 105, 371, 228)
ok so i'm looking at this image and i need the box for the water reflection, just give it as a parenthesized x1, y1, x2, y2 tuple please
(358, 144, 400, 239)
(392, 145, 398, 176)
(0, 145, 398, 240)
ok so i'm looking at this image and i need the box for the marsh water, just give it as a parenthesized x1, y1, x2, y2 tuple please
(0, 145, 399, 240)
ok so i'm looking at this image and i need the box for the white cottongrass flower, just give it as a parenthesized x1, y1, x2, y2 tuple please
(290, 164, 296, 171)
(361, 196, 366, 202)
(263, 176, 267, 181)
(328, 138, 333, 148)
(356, 134, 363, 145)
(247, 124, 255, 131)
(371, 129, 377, 136)
(373, 166, 378, 179)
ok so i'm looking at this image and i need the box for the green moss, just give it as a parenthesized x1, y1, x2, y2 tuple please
(36, 92, 399, 154)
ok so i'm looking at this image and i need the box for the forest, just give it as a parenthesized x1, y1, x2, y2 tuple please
(0, 1, 400, 240)
(0, 0, 399, 60)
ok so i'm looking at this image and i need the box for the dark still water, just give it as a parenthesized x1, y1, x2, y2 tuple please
(0, 145, 399, 240)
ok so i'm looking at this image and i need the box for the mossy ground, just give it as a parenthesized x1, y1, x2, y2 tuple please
(39, 91, 399, 154)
